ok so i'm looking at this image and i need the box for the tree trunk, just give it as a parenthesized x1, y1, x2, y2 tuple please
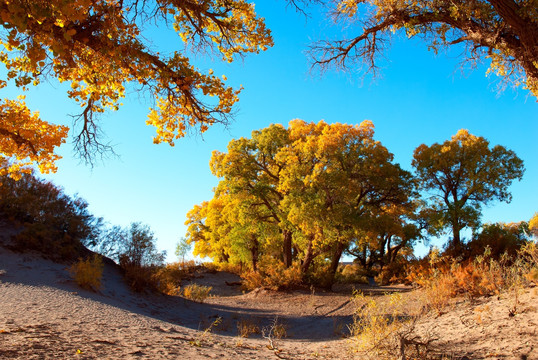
(250, 236, 259, 272)
(301, 236, 315, 274)
(282, 229, 293, 268)
(451, 219, 462, 252)
(329, 241, 345, 279)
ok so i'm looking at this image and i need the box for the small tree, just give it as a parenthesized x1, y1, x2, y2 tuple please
(118, 222, 166, 268)
(175, 237, 192, 264)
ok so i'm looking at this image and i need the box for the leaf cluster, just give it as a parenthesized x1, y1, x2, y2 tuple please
(0, 0, 273, 171)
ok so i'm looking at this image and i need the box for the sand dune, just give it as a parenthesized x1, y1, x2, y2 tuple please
(1, 245, 537, 359)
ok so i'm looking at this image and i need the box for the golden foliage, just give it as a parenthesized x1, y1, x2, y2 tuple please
(152, 262, 190, 296)
(0, 0, 272, 170)
(182, 283, 212, 303)
(529, 213, 538, 238)
(69, 254, 104, 291)
(0, 98, 68, 179)
(312, 0, 538, 97)
(241, 258, 303, 291)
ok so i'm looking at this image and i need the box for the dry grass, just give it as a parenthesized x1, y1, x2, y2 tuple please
(182, 283, 212, 303)
(236, 318, 260, 338)
(69, 254, 103, 292)
(349, 291, 432, 360)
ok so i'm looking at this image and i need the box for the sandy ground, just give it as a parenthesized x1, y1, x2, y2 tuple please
(0, 244, 537, 359)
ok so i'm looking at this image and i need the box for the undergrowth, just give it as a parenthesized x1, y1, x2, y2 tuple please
(69, 254, 103, 291)
(182, 283, 212, 302)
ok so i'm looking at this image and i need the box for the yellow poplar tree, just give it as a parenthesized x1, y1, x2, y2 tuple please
(412, 129, 525, 250)
(0, 0, 272, 177)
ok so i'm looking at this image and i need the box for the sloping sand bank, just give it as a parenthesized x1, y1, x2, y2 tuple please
(1, 246, 536, 359)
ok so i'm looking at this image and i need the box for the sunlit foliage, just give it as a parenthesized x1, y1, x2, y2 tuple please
(412, 129, 524, 250)
(309, 0, 538, 97)
(529, 213, 538, 238)
(0, 97, 68, 179)
(186, 120, 415, 286)
(0, 0, 273, 174)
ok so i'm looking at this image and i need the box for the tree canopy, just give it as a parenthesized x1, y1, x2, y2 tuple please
(309, 0, 538, 97)
(186, 120, 416, 285)
(0, 0, 272, 177)
(412, 129, 525, 250)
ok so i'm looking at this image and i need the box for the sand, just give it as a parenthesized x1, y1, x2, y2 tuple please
(0, 245, 536, 359)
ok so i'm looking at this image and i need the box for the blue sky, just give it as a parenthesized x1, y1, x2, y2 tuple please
(5, 3, 537, 261)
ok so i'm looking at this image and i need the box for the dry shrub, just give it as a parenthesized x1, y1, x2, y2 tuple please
(409, 244, 537, 315)
(242, 260, 302, 291)
(202, 261, 219, 274)
(152, 262, 186, 296)
(69, 254, 104, 291)
(521, 242, 538, 284)
(337, 264, 369, 284)
(214, 262, 242, 275)
(183, 283, 212, 302)
(241, 270, 264, 290)
(121, 263, 158, 292)
(237, 318, 260, 338)
(350, 291, 430, 360)
(271, 322, 287, 339)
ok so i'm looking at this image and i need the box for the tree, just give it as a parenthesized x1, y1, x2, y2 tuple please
(347, 204, 423, 270)
(175, 237, 192, 264)
(309, 0, 538, 97)
(468, 221, 529, 259)
(0, 0, 272, 176)
(210, 124, 293, 267)
(412, 129, 524, 251)
(101, 222, 165, 267)
(279, 120, 415, 279)
(187, 119, 416, 286)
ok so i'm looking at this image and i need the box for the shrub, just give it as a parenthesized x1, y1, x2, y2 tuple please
(241, 259, 302, 291)
(69, 254, 104, 291)
(121, 263, 159, 293)
(408, 244, 538, 316)
(182, 283, 212, 302)
(237, 318, 260, 338)
(521, 241, 538, 285)
(151, 261, 203, 296)
(152, 263, 184, 296)
(0, 173, 101, 260)
(337, 263, 369, 284)
(350, 292, 428, 360)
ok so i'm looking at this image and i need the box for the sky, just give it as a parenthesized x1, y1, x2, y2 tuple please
(5, 2, 538, 261)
